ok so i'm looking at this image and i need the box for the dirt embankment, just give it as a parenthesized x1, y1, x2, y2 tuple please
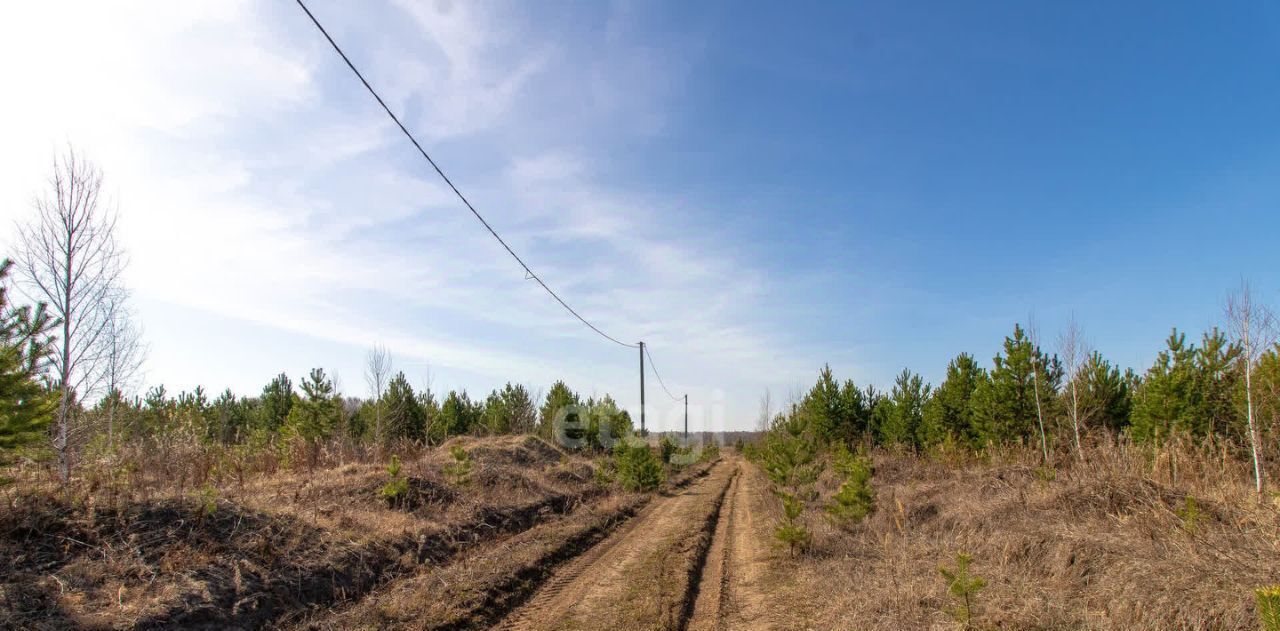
(0, 435, 609, 630)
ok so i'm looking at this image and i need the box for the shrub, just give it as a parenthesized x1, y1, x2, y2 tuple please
(1176, 495, 1202, 535)
(379, 455, 409, 507)
(761, 426, 821, 493)
(826, 445, 875, 527)
(197, 483, 219, 518)
(775, 492, 811, 556)
(762, 422, 822, 556)
(659, 434, 679, 464)
(445, 444, 473, 485)
(1258, 586, 1280, 631)
(701, 442, 720, 462)
(593, 461, 616, 486)
(939, 552, 986, 630)
(615, 441, 662, 491)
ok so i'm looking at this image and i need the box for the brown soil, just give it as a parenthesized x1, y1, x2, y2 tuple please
(493, 457, 748, 631)
(688, 460, 775, 630)
(289, 457, 724, 631)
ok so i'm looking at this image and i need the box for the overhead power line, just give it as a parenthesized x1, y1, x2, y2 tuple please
(643, 343, 682, 402)
(293, 0, 637, 349)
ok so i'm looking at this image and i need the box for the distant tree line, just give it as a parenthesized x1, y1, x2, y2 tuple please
(74, 368, 629, 450)
(4, 343, 636, 478)
(0, 147, 644, 482)
(772, 290, 1280, 492)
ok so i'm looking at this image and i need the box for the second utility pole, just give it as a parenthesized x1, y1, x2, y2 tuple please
(683, 394, 688, 442)
(639, 341, 646, 435)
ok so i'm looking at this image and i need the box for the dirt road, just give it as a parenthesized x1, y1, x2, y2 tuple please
(687, 457, 775, 631)
(496, 455, 775, 631)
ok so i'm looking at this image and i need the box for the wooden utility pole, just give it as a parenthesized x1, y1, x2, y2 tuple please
(639, 341, 646, 435)
(683, 394, 688, 442)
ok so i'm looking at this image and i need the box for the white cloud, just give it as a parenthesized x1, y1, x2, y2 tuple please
(0, 0, 812, 430)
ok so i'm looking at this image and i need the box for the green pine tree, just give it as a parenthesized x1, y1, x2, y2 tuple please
(970, 324, 1059, 447)
(482, 388, 508, 435)
(877, 368, 929, 447)
(1256, 585, 1280, 631)
(940, 552, 987, 629)
(762, 415, 822, 555)
(1253, 348, 1280, 449)
(0, 259, 55, 462)
(838, 378, 871, 443)
(1194, 328, 1242, 439)
(1074, 351, 1133, 433)
(587, 394, 630, 449)
(257, 372, 294, 434)
(614, 440, 662, 491)
(1130, 329, 1199, 442)
(286, 368, 341, 468)
(867, 386, 891, 443)
(382, 372, 425, 443)
(802, 364, 844, 443)
(439, 390, 480, 438)
(538, 380, 580, 438)
(920, 354, 983, 447)
(417, 388, 440, 444)
(826, 444, 876, 527)
(501, 383, 537, 434)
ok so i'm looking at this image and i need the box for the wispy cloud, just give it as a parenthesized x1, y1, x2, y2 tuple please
(0, 0, 815, 430)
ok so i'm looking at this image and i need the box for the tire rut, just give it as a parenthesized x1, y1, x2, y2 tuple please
(689, 458, 772, 630)
(687, 467, 740, 631)
(496, 460, 735, 631)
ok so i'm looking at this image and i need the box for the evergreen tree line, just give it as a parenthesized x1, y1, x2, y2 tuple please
(72, 373, 634, 454)
(784, 322, 1280, 462)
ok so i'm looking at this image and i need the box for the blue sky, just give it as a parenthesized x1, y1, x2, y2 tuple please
(1, 1, 1278, 431)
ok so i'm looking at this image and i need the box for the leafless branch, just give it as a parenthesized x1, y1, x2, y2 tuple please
(14, 145, 127, 482)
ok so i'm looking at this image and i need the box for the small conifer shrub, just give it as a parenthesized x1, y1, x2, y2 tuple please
(197, 484, 219, 518)
(939, 552, 986, 630)
(1176, 495, 1202, 535)
(445, 445, 474, 485)
(762, 420, 821, 556)
(775, 492, 811, 556)
(826, 445, 875, 527)
(1257, 586, 1280, 631)
(380, 454, 409, 507)
(701, 442, 720, 462)
(615, 441, 662, 491)
(658, 434, 675, 462)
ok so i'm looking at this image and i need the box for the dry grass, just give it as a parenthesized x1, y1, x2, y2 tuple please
(294, 457, 720, 630)
(0, 435, 611, 630)
(757, 437, 1280, 630)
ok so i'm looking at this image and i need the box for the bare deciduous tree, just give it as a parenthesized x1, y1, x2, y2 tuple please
(758, 388, 773, 433)
(364, 344, 391, 444)
(1028, 314, 1050, 464)
(1058, 314, 1091, 461)
(1225, 280, 1277, 495)
(16, 147, 123, 483)
(103, 289, 145, 449)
